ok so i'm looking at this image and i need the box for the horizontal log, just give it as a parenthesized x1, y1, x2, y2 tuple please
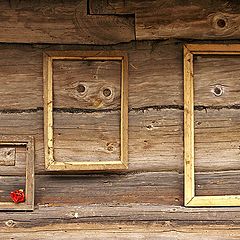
(0, 172, 182, 206)
(90, 0, 240, 40)
(0, 0, 134, 44)
(1, 171, 240, 209)
(1, 42, 240, 110)
(1, 222, 240, 239)
(1, 172, 240, 227)
(0, 107, 239, 174)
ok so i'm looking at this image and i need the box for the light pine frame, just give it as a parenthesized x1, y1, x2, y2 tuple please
(43, 50, 128, 171)
(184, 44, 240, 207)
(0, 135, 34, 211)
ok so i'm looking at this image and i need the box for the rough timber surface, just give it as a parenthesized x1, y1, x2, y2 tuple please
(90, 0, 240, 41)
(0, 37, 240, 236)
(1, 222, 240, 239)
(0, 0, 134, 44)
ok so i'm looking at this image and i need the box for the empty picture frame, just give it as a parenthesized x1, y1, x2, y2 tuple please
(43, 50, 128, 171)
(184, 44, 240, 207)
(0, 135, 34, 211)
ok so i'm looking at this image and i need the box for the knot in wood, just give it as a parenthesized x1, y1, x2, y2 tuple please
(5, 219, 16, 227)
(212, 85, 224, 97)
(210, 13, 228, 30)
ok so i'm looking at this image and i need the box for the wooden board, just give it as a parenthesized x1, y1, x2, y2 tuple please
(0, 109, 239, 174)
(0, 40, 239, 232)
(0, 171, 240, 218)
(0, 147, 15, 166)
(0, 0, 134, 45)
(2, 42, 240, 110)
(90, 0, 240, 41)
(1, 222, 240, 240)
(53, 60, 121, 109)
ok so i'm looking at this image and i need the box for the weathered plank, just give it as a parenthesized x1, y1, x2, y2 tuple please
(0, 172, 181, 206)
(1, 42, 240, 110)
(1, 222, 240, 240)
(2, 200, 240, 228)
(195, 108, 240, 172)
(0, 170, 240, 229)
(0, 0, 134, 44)
(1, 170, 240, 209)
(0, 147, 15, 166)
(54, 111, 121, 163)
(0, 107, 239, 174)
(194, 54, 240, 106)
(0, 147, 25, 176)
(53, 60, 121, 109)
(90, 0, 240, 40)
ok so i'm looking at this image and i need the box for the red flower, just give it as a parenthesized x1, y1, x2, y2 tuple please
(10, 189, 25, 203)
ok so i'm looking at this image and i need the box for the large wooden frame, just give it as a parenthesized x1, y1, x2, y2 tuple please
(0, 135, 34, 211)
(43, 50, 128, 171)
(184, 44, 240, 207)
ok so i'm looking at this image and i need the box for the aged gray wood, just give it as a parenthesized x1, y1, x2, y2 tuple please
(2, 42, 240, 110)
(0, 0, 134, 44)
(0, 147, 15, 166)
(90, 0, 240, 40)
(53, 60, 121, 109)
(1, 0, 240, 236)
(1, 171, 240, 210)
(1, 223, 240, 240)
(0, 107, 239, 174)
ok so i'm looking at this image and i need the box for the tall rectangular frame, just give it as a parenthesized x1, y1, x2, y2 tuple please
(184, 44, 240, 207)
(0, 135, 34, 211)
(43, 50, 128, 171)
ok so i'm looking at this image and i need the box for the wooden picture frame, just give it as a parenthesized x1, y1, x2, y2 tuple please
(43, 50, 128, 171)
(0, 135, 34, 211)
(184, 44, 240, 207)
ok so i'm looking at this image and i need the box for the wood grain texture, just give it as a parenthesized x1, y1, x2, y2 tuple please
(53, 60, 121, 109)
(90, 0, 240, 40)
(1, 171, 240, 220)
(1, 42, 240, 110)
(0, 40, 239, 231)
(1, 222, 240, 240)
(0, 147, 15, 166)
(0, 0, 134, 44)
(0, 108, 239, 174)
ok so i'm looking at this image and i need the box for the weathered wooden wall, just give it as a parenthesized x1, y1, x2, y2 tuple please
(1, 0, 240, 239)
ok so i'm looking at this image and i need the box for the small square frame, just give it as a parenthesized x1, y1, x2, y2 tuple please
(184, 44, 240, 207)
(0, 135, 34, 211)
(43, 50, 128, 171)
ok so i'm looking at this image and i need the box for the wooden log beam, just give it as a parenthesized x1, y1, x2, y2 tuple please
(2, 41, 240, 110)
(0, 222, 240, 239)
(90, 0, 240, 40)
(0, 0, 135, 44)
(1, 171, 240, 212)
(0, 42, 240, 174)
(2, 200, 240, 227)
(0, 107, 239, 174)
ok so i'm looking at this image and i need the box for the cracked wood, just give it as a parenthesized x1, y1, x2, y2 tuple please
(90, 0, 240, 41)
(0, 0, 134, 44)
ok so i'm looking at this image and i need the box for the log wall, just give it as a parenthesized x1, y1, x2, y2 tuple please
(1, 0, 240, 239)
